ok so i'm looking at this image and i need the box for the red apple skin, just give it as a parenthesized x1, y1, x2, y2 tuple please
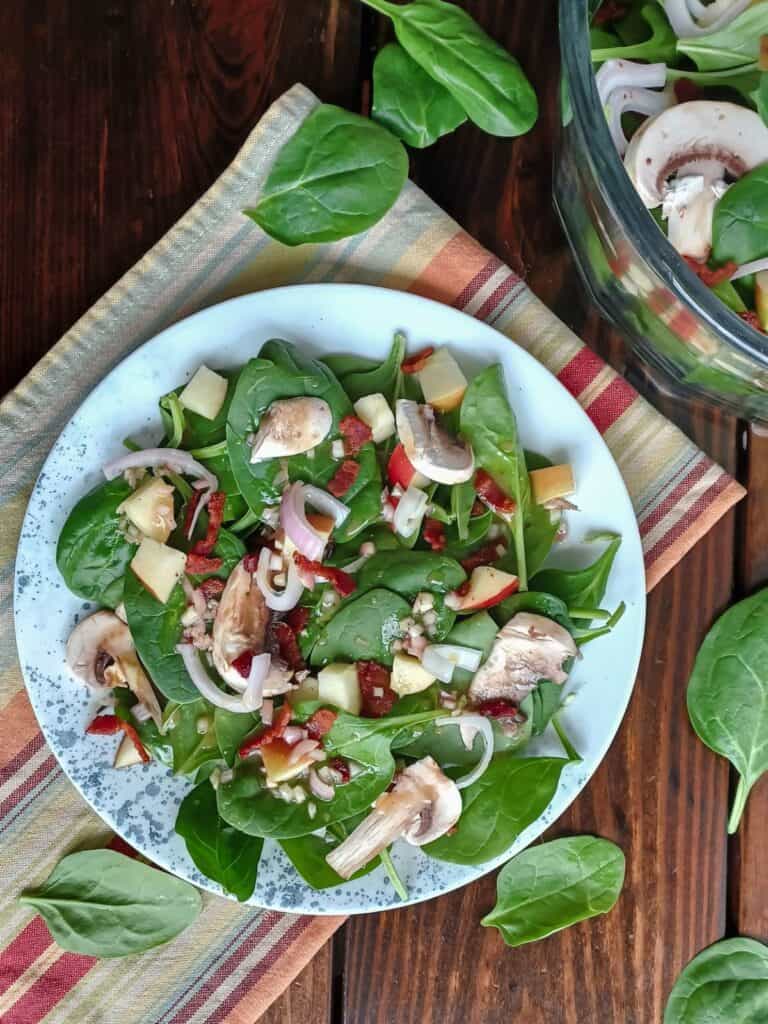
(460, 578, 519, 611)
(451, 566, 520, 611)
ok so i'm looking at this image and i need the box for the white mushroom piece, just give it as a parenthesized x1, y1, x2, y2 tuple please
(625, 102, 768, 261)
(66, 610, 163, 729)
(326, 756, 462, 880)
(249, 397, 332, 463)
(212, 559, 293, 695)
(395, 399, 474, 485)
(468, 612, 577, 706)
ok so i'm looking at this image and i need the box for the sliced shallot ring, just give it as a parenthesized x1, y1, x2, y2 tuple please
(280, 483, 327, 562)
(303, 485, 350, 526)
(255, 545, 305, 611)
(103, 448, 218, 491)
(435, 715, 494, 790)
(730, 257, 768, 282)
(175, 643, 268, 712)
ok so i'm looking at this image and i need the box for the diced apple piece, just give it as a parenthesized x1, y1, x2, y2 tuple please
(756, 270, 768, 332)
(288, 675, 320, 705)
(261, 738, 317, 784)
(130, 538, 187, 604)
(417, 348, 468, 412)
(448, 566, 519, 612)
(353, 393, 396, 443)
(117, 477, 176, 543)
(317, 662, 362, 715)
(179, 364, 228, 420)
(113, 734, 144, 769)
(529, 464, 575, 505)
(391, 653, 436, 696)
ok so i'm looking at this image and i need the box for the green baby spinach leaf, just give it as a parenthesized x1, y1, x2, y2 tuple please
(667, 63, 762, 108)
(327, 332, 406, 405)
(443, 610, 499, 688)
(215, 708, 260, 767)
(531, 535, 621, 616)
(165, 700, 221, 776)
(356, 550, 466, 598)
(309, 588, 411, 667)
(425, 754, 571, 865)
(590, 4, 677, 63)
(687, 588, 768, 833)
(494, 590, 574, 631)
(677, 6, 768, 72)
(372, 42, 467, 148)
(451, 479, 475, 541)
(664, 937, 768, 1024)
(245, 104, 408, 246)
(363, 0, 538, 138)
(713, 164, 768, 267)
(175, 780, 263, 901)
(19, 850, 201, 958)
(529, 680, 566, 737)
(56, 478, 137, 607)
(481, 836, 625, 947)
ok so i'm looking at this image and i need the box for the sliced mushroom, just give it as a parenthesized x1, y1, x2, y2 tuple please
(395, 400, 474, 485)
(249, 397, 332, 463)
(468, 612, 577, 706)
(211, 559, 293, 695)
(662, 175, 730, 261)
(325, 756, 461, 879)
(625, 102, 768, 209)
(66, 610, 162, 728)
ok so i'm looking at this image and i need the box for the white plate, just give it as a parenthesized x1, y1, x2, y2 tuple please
(14, 284, 646, 914)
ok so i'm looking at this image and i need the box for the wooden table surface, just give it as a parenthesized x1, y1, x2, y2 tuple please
(3, 2, 766, 1022)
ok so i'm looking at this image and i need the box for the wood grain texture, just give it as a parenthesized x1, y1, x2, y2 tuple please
(260, 937, 333, 1024)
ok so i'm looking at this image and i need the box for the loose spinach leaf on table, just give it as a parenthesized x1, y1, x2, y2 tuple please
(56, 478, 137, 607)
(356, 550, 466, 598)
(309, 588, 411, 667)
(372, 42, 467, 148)
(362, 0, 538, 138)
(481, 836, 625, 947)
(677, 6, 768, 73)
(19, 850, 201, 958)
(687, 588, 768, 833)
(712, 164, 768, 267)
(530, 535, 621, 615)
(245, 104, 408, 246)
(176, 780, 262, 901)
(664, 937, 768, 1024)
(424, 754, 572, 865)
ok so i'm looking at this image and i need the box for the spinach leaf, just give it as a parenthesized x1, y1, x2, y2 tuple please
(309, 588, 411, 667)
(113, 689, 173, 767)
(424, 754, 571, 865)
(356, 550, 466, 598)
(677, 6, 768, 72)
(664, 938, 768, 1024)
(756, 72, 768, 125)
(363, 0, 538, 138)
(687, 588, 768, 833)
(280, 813, 381, 889)
(175, 780, 262, 901)
(334, 479, 385, 544)
(372, 42, 467, 148)
(160, 369, 239, 450)
(329, 331, 406, 405)
(710, 278, 748, 315)
(56, 479, 137, 607)
(590, 4, 677, 63)
(323, 354, 377, 378)
(529, 681, 565, 737)
(531, 535, 621, 614)
(712, 165, 768, 266)
(667, 64, 762, 109)
(494, 591, 574, 631)
(215, 708, 260, 767)
(443, 611, 499, 689)
(451, 479, 475, 541)
(19, 850, 201, 958)
(460, 364, 532, 588)
(165, 700, 220, 776)
(245, 104, 408, 246)
(481, 836, 625, 947)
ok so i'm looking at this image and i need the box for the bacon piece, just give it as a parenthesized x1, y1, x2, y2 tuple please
(232, 651, 254, 679)
(274, 620, 305, 671)
(357, 660, 397, 717)
(306, 708, 337, 740)
(327, 459, 360, 497)
(401, 346, 435, 375)
(293, 554, 357, 597)
(673, 78, 701, 104)
(683, 257, 738, 288)
(286, 606, 310, 634)
(186, 552, 223, 575)
(471, 499, 486, 517)
(739, 311, 765, 333)
(593, 0, 628, 25)
(239, 703, 292, 757)
(340, 416, 373, 456)
(242, 551, 261, 573)
(423, 518, 447, 551)
(475, 470, 516, 515)
(461, 541, 506, 574)
(199, 577, 225, 600)
(191, 491, 226, 555)
(475, 698, 526, 723)
(182, 490, 203, 538)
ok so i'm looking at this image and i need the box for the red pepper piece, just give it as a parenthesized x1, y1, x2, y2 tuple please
(593, 0, 628, 25)
(239, 703, 292, 757)
(274, 621, 305, 671)
(199, 577, 225, 600)
(186, 552, 223, 575)
(401, 346, 435, 375)
(339, 415, 373, 456)
(328, 756, 351, 783)
(423, 519, 446, 552)
(327, 459, 360, 497)
(683, 257, 738, 288)
(285, 605, 310, 634)
(182, 489, 203, 538)
(121, 721, 150, 763)
(475, 469, 516, 515)
(461, 541, 505, 574)
(191, 491, 226, 555)
(293, 554, 357, 597)
(232, 651, 254, 679)
(357, 660, 397, 717)
(739, 311, 765, 333)
(306, 708, 337, 740)
(475, 698, 525, 721)
(86, 714, 123, 735)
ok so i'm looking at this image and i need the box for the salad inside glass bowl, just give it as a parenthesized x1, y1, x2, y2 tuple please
(591, 0, 768, 330)
(58, 336, 625, 900)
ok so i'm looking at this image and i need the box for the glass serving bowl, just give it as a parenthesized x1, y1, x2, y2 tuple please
(555, 0, 768, 421)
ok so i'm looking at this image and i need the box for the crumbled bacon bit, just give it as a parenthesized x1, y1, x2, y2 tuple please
(475, 470, 516, 515)
(340, 416, 373, 456)
(673, 78, 701, 104)
(475, 699, 527, 723)
(191, 491, 226, 555)
(461, 541, 506, 574)
(683, 257, 738, 288)
(423, 519, 446, 551)
(243, 551, 261, 573)
(239, 703, 292, 757)
(286, 606, 310, 634)
(593, 0, 628, 24)
(357, 661, 397, 717)
(182, 489, 203, 538)
(274, 620, 305, 671)
(401, 346, 435, 375)
(306, 708, 337, 740)
(739, 310, 765, 333)
(293, 554, 357, 597)
(328, 756, 351, 783)
(327, 459, 360, 497)
(232, 651, 254, 679)
(199, 577, 225, 600)
(186, 552, 223, 575)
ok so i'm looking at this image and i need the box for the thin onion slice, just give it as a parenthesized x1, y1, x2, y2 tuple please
(103, 448, 217, 491)
(421, 646, 456, 684)
(423, 644, 483, 684)
(309, 768, 335, 801)
(175, 644, 268, 712)
(436, 715, 494, 790)
(664, 0, 750, 36)
(303, 485, 350, 527)
(261, 698, 274, 726)
(280, 482, 326, 561)
(255, 546, 305, 611)
(393, 484, 429, 538)
(730, 258, 768, 282)
(596, 60, 667, 107)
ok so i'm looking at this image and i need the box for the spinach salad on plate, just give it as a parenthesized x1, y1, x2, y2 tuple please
(57, 335, 625, 901)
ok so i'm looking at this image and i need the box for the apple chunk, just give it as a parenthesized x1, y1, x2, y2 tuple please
(117, 477, 176, 542)
(529, 464, 575, 505)
(317, 662, 362, 715)
(447, 566, 519, 612)
(179, 364, 228, 421)
(417, 348, 467, 412)
(261, 738, 318, 784)
(391, 653, 436, 696)
(130, 538, 187, 604)
(353, 393, 395, 443)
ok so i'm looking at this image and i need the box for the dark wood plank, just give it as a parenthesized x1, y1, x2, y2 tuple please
(260, 936, 333, 1024)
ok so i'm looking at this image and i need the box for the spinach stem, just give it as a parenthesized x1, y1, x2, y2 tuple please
(379, 847, 408, 901)
(167, 471, 193, 501)
(161, 395, 185, 449)
(188, 441, 227, 460)
(568, 607, 610, 621)
(552, 716, 580, 762)
(230, 508, 260, 533)
(513, 511, 528, 590)
(728, 775, 751, 834)
(122, 437, 141, 452)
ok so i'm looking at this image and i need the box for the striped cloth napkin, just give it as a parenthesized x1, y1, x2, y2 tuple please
(0, 84, 745, 1024)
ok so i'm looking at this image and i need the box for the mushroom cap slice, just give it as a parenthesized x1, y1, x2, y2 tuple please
(400, 756, 463, 846)
(468, 612, 577, 706)
(249, 397, 332, 462)
(625, 102, 768, 208)
(395, 399, 474, 485)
